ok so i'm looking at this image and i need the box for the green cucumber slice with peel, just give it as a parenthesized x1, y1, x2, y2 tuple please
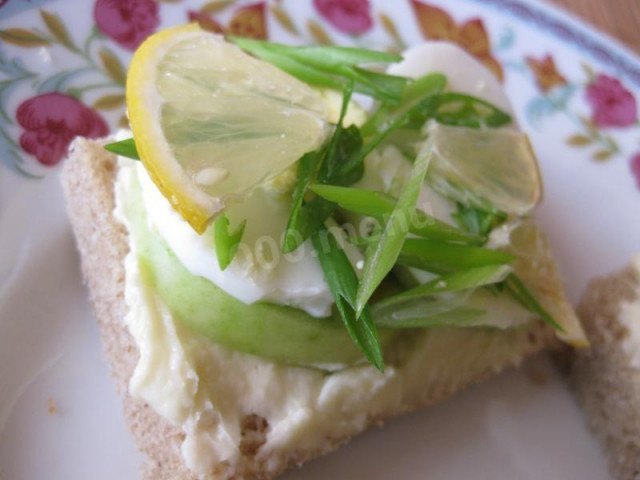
(123, 171, 399, 368)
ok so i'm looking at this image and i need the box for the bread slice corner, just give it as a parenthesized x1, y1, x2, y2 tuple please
(61, 136, 562, 480)
(558, 261, 640, 480)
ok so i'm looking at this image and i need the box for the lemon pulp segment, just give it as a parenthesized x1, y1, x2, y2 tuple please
(426, 123, 543, 216)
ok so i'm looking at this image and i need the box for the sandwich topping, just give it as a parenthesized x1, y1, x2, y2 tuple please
(108, 25, 587, 475)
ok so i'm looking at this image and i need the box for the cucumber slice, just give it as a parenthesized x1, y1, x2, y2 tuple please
(123, 171, 398, 368)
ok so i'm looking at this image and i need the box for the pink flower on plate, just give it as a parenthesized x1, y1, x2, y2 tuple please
(631, 153, 640, 190)
(17, 93, 109, 166)
(585, 74, 638, 128)
(94, 0, 159, 51)
(313, 0, 372, 35)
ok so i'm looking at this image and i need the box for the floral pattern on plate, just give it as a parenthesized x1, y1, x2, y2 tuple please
(17, 92, 109, 166)
(93, 0, 160, 51)
(409, 0, 503, 81)
(189, 2, 268, 38)
(0, 0, 639, 190)
(313, 0, 373, 35)
(520, 52, 639, 178)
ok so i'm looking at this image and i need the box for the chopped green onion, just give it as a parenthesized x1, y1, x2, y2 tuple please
(311, 227, 384, 371)
(229, 37, 402, 69)
(344, 113, 409, 174)
(449, 202, 562, 332)
(282, 149, 324, 254)
(355, 139, 433, 315)
(372, 288, 482, 328)
(361, 73, 447, 137)
(237, 45, 345, 90)
(401, 73, 447, 106)
(339, 66, 408, 105)
(504, 274, 564, 332)
(104, 138, 139, 160)
(213, 213, 246, 271)
(322, 80, 354, 178)
(282, 82, 363, 254)
(374, 306, 486, 328)
(381, 265, 512, 303)
(310, 184, 483, 243)
(288, 46, 402, 67)
(371, 265, 511, 328)
(406, 92, 512, 130)
(397, 238, 515, 273)
(310, 184, 394, 216)
(230, 37, 407, 103)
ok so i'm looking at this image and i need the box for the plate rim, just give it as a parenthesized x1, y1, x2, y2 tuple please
(468, 0, 640, 86)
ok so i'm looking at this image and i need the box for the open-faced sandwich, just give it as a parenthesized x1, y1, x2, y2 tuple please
(62, 24, 587, 480)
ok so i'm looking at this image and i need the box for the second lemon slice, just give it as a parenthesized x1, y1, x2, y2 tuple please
(127, 24, 330, 233)
(425, 123, 543, 216)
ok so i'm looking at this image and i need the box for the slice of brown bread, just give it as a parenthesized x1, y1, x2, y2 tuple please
(61, 137, 562, 480)
(560, 262, 640, 480)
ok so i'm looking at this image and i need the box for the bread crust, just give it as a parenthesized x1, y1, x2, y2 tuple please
(560, 265, 640, 480)
(61, 138, 197, 479)
(61, 137, 557, 480)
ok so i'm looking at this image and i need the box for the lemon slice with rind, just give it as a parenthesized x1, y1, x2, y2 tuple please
(425, 123, 543, 216)
(127, 24, 330, 233)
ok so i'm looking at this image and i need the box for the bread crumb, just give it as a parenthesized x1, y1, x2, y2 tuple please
(239, 414, 269, 456)
(47, 397, 57, 415)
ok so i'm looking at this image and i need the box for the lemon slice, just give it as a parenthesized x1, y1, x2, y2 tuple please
(127, 24, 330, 233)
(425, 123, 542, 216)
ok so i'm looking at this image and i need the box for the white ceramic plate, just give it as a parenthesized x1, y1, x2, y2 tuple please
(1, 0, 639, 478)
